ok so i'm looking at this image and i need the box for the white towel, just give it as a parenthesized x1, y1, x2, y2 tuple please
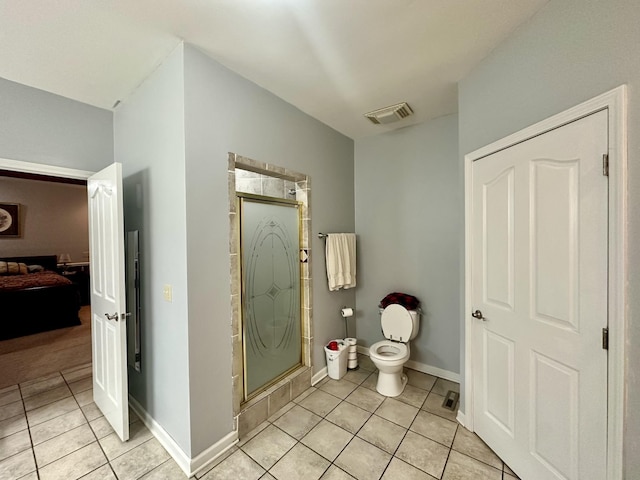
(325, 233, 356, 291)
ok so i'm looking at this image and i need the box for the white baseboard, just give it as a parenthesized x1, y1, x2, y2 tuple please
(356, 345, 369, 355)
(311, 366, 327, 385)
(129, 395, 238, 478)
(357, 346, 460, 383)
(456, 410, 467, 428)
(128, 396, 192, 476)
(404, 360, 460, 383)
(189, 430, 238, 477)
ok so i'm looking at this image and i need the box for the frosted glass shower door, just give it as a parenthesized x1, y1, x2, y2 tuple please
(241, 197, 301, 398)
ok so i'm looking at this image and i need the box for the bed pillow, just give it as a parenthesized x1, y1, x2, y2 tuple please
(0, 261, 28, 275)
(27, 264, 45, 273)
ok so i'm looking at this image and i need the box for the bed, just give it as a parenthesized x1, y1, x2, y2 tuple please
(0, 255, 81, 341)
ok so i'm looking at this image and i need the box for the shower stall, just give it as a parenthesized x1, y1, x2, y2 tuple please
(238, 194, 302, 400)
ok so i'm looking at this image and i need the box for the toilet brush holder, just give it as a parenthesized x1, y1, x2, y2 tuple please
(345, 337, 358, 369)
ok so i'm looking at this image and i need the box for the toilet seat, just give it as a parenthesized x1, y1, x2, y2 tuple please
(369, 340, 408, 362)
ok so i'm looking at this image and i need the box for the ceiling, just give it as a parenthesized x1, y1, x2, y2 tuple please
(0, 0, 548, 139)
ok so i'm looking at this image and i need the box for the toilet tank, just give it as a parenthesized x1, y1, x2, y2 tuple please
(408, 309, 420, 340)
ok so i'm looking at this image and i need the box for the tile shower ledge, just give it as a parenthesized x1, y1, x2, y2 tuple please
(238, 366, 312, 437)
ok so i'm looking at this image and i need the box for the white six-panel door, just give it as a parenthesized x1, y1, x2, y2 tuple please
(88, 163, 129, 441)
(471, 110, 608, 479)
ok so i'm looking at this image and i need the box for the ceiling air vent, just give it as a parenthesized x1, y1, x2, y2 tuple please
(364, 102, 413, 125)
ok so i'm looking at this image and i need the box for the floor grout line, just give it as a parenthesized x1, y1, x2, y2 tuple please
(233, 368, 491, 480)
(249, 383, 456, 480)
(8, 369, 115, 480)
(17, 382, 40, 480)
(65, 368, 117, 480)
(3, 361, 507, 480)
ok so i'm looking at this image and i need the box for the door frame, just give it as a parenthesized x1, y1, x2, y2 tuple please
(0, 157, 94, 180)
(463, 85, 627, 479)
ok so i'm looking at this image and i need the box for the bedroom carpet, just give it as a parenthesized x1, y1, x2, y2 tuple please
(0, 305, 91, 389)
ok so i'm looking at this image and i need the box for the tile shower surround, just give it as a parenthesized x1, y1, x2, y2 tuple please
(229, 153, 313, 434)
(0, 358, 519, 479)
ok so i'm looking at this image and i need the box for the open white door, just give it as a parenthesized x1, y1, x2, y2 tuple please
(88, 162, 129, 441)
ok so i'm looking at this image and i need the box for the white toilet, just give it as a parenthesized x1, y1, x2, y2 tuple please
(369, 304, 421, 397)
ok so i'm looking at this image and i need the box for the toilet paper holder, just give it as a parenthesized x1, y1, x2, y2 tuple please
(340, 306, 353, 338)
(340, 307, 358, 370)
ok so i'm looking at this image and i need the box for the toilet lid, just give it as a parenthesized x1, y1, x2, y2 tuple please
(381, 304, 413, 341)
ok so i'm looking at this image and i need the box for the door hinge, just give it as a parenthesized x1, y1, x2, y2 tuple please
(602, 327, 609, 350)
(603, 153, 609, 176)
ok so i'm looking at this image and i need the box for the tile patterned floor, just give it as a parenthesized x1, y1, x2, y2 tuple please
(0, 356, 520, 479)
(0, 362, 184, 480)
(201, 355, 520, 480)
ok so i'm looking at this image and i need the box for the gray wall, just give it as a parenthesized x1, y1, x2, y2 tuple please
(0, 77, 113, 171)
(354, 115, 460, 373)
(183, 44, 354, 455)
(458, 0, 640, 475)
(0, 177, 88, 262)
(112, 42, 354, 458)
(114, 46, 193, 455)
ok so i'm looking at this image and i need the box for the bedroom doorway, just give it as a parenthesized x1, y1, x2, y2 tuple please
(0, 158, 130, 441)
(0, 159, 95, 388)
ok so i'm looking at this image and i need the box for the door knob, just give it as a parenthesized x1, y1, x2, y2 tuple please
(471, 310, 485, 321)
(104, 312, 119, 321)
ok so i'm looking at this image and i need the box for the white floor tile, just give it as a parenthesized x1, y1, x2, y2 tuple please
(14, 365, 518, 480)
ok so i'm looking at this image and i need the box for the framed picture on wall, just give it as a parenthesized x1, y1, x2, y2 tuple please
(0, 203, 20, 237)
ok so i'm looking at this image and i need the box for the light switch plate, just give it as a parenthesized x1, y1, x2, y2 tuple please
(163, 284, 172, 302)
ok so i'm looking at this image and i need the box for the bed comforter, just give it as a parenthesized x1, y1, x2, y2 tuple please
(0, 265, 81, 341)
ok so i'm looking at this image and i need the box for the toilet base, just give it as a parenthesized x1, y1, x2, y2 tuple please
(376, 370, 408, 397)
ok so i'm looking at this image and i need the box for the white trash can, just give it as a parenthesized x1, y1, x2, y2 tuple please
(325, 340, 348, 380)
